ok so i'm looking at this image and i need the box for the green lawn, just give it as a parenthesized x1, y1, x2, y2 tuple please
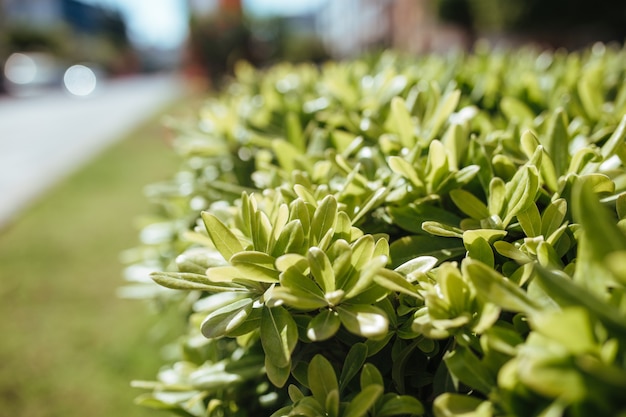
(0, 98, 196, 417)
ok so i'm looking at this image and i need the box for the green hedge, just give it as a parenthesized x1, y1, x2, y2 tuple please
(124, 43, 626, 417)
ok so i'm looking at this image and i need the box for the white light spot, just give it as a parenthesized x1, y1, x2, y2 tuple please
(63, 65, 97, 96)
(4, 53, 37, 84)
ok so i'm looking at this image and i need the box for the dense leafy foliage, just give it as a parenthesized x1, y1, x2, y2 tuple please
(124, 43, 626, 417)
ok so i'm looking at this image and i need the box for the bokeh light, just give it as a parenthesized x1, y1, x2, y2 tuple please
(63, 65, 98, 96)
(4, 53, 38, 85)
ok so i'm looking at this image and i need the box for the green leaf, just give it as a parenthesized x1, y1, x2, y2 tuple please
(350, 235, 376, 270)
(500, 96, 535, 123)
(373, 268, 419, 296)
(389, 96, 415, 148)
(544, 108, 570, 176)
(493, 241, 532, 264)
(291, 397, 326, 417)
(503, 165, 540, 226)
(193, 291, 252, 312)
(390, 235, 465, 267)
(337, 304, 388, 338)
(389, 203, 462, 234)
(616, 193, 626, 220)
(541, 198, 567, 238)
(426, 140, 450, 190)
(426, 89, 460, 140)
(273, 219, 305, 256)
(285, 111, 305, 151)
(377, 394, 425, 417)
(265, 356, 291, 388)
(326, 389, 340, 417)
(601, 115, 626, 160)
(306, 309, 340, 341)
(308, 247, 335, 293)
(444, 344, 495, 394)
(534, 266, 626, 337)
(278, 267, 326, 307)
(308, 354, 338, 405)
(433, 393, 491, 417)
(343, 384, 384, 417)
(442, 122, 467, 170)
(578, 67, 603, 120)
(231, 251, 280, 281)
(150, 272, 233, 292)
(463, 259, 539, 313)
(201, 212, 243, 261)
(531, 307, 596, 355)
(252, 210, 272, 253)
(517, 203, 541, 237)
(269, 287, 327, 311)
(352, 187, 387, 225)
(200, 298, 253, 338)
(450, 189, 490, 220)
(339, 343, 368, 393)
(572, 178, 626, 258)
(275, 253, 308, 273)
(310, 195, 338, 245)
(288, 384, 304, 402)
(488, 177, 506, 218)
(261, 306, 299, 368)
(344, 255, 388, 299)
(360, 363, 384, 388)
(422, 221, 464, 238)
(462, 229, 507, 245)
(290, 197, 312, 235)
(388, 156, 423, 188)
(204, 265, 243, 283)
(272, 139, 302, 173)
(465, 236, 494, 268)
(394, 256, 438, 278)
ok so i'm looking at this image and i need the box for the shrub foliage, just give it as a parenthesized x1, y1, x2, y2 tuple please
(125, 44, 626, 417)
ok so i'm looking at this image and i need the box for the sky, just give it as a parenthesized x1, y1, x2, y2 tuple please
(83, 0, 326, 49)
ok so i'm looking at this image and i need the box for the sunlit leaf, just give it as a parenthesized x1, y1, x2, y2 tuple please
(337, 304, 388, 338)
(450, 189, 490, 220)
(308, 247, 335, 293)
(310, 195, 338, 245)
(343, 385, 384, 417)
(306, 309, 340, 341)
(463, 259, 539, 313)
(433, 393, 491, 417)
(201, 212, 243, 261)
(200, 298, 253, 339)
(517, 203, 541, 237)
(389, 96, 415, 148)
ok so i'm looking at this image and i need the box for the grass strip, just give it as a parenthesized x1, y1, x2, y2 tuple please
(0, 97, 193, 417)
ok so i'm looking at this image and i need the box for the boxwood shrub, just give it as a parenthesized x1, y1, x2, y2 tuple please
(124, 43, 626, 417)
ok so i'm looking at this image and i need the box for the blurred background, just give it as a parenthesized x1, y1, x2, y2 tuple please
(3, 0, 626, 95)
(1, 1, 625, 416)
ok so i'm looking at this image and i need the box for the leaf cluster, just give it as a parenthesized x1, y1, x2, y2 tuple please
(125, 44, 626, 417)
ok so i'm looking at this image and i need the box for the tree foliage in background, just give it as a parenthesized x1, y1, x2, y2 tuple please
(124, 44, 626, 416)
(438, 0, 626, 45)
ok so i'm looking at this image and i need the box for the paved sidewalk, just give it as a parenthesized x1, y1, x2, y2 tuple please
(0, 74, 186, 229)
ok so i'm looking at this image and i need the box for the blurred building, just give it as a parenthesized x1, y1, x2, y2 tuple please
(316, 0, 626, 58)
(316, 0, 469, 58)
(1, 0, 63, 27)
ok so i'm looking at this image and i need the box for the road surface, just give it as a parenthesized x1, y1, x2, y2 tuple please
(0, 74, 186, 229)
